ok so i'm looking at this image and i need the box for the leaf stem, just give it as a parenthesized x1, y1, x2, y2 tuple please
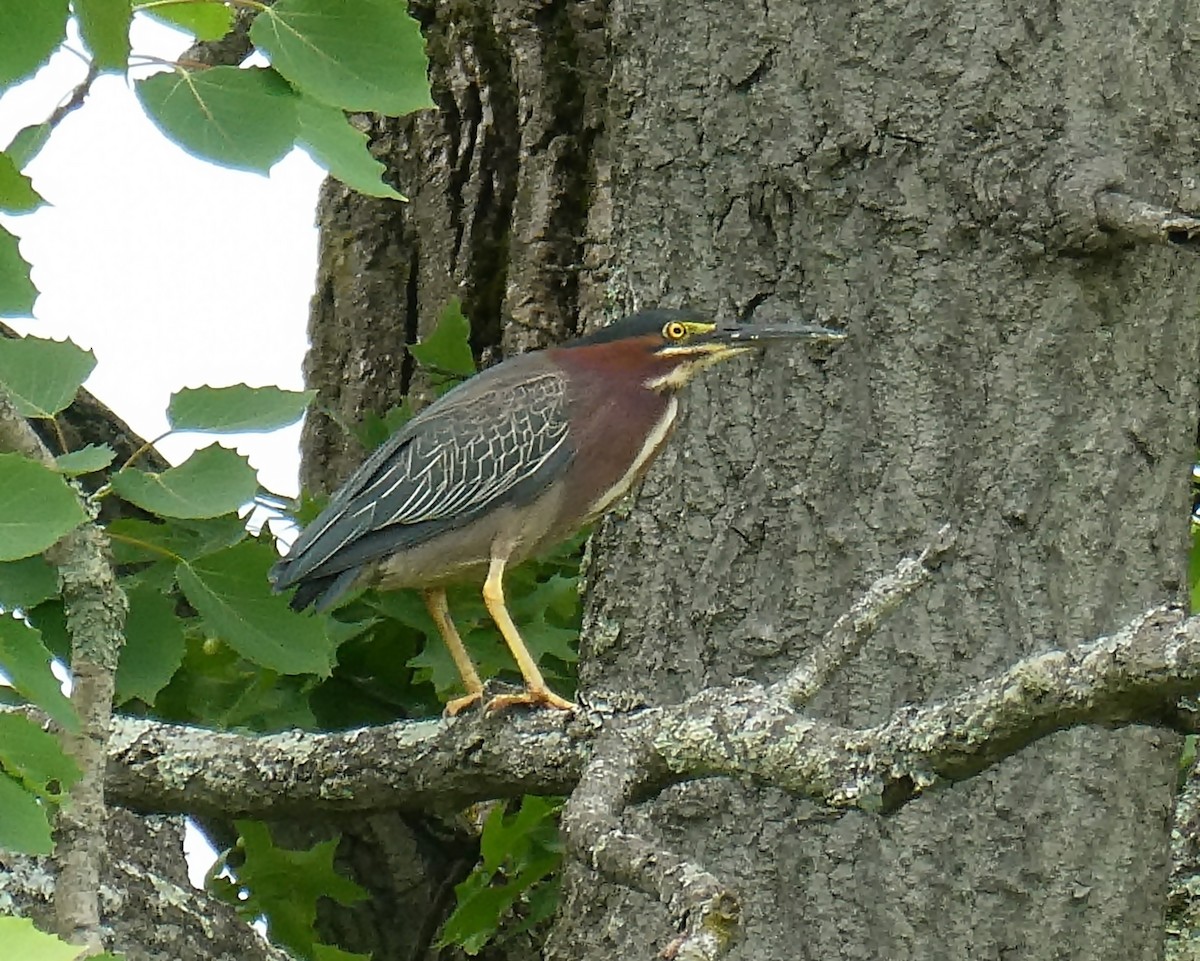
(120, 431, 173, 471)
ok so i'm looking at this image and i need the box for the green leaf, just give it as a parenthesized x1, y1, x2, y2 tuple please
(295, 97, 404, 200)
(136, 66, 299, 173)
(408, 300, 477, 377)
(354, 400, 414, 452)
(109, 516, 247, 568)
(0, 556, 59, 609)
(0, 223, 36, 316)
(224, 821, 368, 957)
(311, 944, 371, 961)
(1190, 525, 1200, 614)
(0, 772, 54, 854)
(0, 0, 69, 87)
(110, 444, 258, 519)
(0, 335, 96, 417)
(155, 634, 321, 730)
(406, 611, 509, 699)
(56, 443, 115, 476)
(437, 876, 519, 955)
(480, 795, 561, 873)
(0, 917, 89, 959)
(115, 585, 186, 704)
(0, 615, 78, 731)
(5, 123, 52, 167)
(0, 712, 80, 801)
(167, 384, 316, 433)
(512, 577, 579, 666)
(0, 152, 45, 212)
(26, 600, 69, 661)
(250, 0, 433, 115)
(136, 0, 232, 40)
(177, 540, 337, 675)
(508, 874, 560, 939)
(75, 0, 132, 72)
(0, 453, 86, 561)
(439, 796, 563, 953)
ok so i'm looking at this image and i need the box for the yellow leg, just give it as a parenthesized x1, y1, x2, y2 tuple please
(481, 555, 575, 712)
(423, 588, 484, 716)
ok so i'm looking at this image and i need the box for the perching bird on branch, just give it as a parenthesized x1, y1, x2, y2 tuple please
(270, 309, 845, 714)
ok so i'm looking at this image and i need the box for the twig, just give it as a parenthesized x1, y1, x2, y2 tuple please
(45, 62, 100, 137)
(0, 388, 127, 952)
(561, 730, 738, 961)
(770, 524, 954, 707)
(1095, 191, 1200, 251)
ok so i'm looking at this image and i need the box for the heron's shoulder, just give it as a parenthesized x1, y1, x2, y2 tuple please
(407, 353, 564, 425)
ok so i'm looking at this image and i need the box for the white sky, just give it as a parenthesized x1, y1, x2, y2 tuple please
(0, 18, 328, 884)
(0, 18, 323, 497)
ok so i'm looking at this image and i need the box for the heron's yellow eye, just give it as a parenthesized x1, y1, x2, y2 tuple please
(663, 321, 688, 341)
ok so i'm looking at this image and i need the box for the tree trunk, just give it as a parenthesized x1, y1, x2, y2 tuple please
(548, 1, 1199, 958)
(298, 0, 1200, 958)
(297, 1, 608, 955)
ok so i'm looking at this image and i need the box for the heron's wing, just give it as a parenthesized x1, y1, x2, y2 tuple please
(271, 367, 571, 595)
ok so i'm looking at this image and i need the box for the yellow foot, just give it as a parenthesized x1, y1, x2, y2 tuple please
(486, 687, 576, 713)
(444, 691, 484, 717)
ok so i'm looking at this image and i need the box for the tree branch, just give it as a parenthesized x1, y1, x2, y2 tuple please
(1094, 191, 1200, 252)
(102, 599, 1200, 956)
(2, 810, 295, 961)
(562, 730, 737, 961)
(108, 710, 589, 818)
(178, 6, 261, 68)
(0, 389, 127, 952)
(770, 524, 954, 707)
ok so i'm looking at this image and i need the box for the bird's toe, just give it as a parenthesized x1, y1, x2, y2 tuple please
(485, 687, 576, 713)
(444, 691, 485, 717)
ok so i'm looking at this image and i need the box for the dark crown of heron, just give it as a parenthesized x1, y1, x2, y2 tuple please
(562, 309, 752, 392)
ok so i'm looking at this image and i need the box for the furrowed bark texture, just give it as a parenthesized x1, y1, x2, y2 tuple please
(0, 811, 295, 961)
(301, 0, 606, 493)
(549, 1, 1200, 960)
(295, 0, 1200, 958)
(297, 2, 607, 956)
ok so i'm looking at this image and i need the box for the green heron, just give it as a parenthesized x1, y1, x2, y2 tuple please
(270, 309, 845, 714)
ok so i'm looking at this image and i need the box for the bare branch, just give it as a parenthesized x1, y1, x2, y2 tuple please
(0, 388, 127, 952)
(99, 600, 1200, 957)
(104, 604, 1200, 819)
(562, 730, 736, 961)
(44, 63, 100, 139)
(770, 524, 954, 707)
(108, 709, 588, 818)
(1095, 191, 1200, 251)
(656, 606, 1199, 814)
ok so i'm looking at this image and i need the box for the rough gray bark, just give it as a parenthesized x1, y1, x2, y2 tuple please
(547, 1, 1200, 959)
(88, 599, 1200, 959)
(294, 3, 609, 956)
(101, 602, 1200, 822)
(0, 390, 129, 952)
(9, 569, 1200, 957)
(281, 0, 1200, 959)
(300, 0, 606, 493)
(0, 811, 294, 961)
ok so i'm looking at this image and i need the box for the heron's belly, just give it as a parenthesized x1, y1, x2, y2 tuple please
(371, 482, 569, 589)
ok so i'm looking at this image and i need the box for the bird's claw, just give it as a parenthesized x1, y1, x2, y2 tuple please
(443, 691, 485, 717)
(486, 687, 576, 713)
